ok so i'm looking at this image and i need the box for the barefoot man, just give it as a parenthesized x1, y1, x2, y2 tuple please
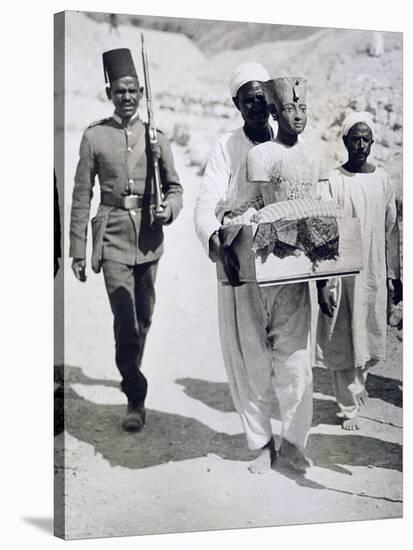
(194, 62, 278, 473)
(316, 111, 402, 430)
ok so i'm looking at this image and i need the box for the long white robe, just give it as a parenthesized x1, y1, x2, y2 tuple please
(194, 131, 320, 454)
(316, 166, 400, 370)
(194, 127, 274, 450)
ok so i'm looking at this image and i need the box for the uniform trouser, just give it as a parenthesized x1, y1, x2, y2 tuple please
(218, 281, 312, 453)
(102, 259, 158, 406)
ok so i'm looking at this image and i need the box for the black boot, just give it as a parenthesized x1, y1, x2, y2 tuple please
(121, 401, 146, 432)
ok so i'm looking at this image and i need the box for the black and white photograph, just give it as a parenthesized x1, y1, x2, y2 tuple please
(53, 8, 403, 540)
(2, 2, 411, 549)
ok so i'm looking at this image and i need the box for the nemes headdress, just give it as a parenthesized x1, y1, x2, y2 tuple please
(263, 77, 307, 110)
(102, 48, 138, 84)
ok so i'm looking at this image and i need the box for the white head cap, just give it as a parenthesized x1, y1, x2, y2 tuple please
(342, 111, 375, 139)
(229, 62, 270, 98)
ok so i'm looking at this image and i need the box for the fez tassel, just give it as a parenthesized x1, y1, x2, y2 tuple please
(141, 33, 164, 214)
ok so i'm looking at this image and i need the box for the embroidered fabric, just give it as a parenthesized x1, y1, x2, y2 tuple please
(251, 198, 340, 224)
(252, 217, 339, 264)
(247, 139, 330, 202)
(298, 217, 339, 263)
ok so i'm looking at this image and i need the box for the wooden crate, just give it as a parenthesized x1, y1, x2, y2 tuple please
(217, 217, 363, 286)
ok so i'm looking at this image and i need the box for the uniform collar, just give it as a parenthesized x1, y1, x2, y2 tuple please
(112, 110, 140, 128)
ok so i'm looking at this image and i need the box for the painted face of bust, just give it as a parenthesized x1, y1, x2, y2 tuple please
(276, 101, 307, 136)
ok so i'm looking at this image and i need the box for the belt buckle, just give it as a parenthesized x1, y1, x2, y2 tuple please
(123, 194, 138, 209)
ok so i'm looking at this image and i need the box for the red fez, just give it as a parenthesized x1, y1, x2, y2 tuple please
(102, 48, 138, 84)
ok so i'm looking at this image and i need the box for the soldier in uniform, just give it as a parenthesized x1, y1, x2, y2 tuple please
(70, 48, 183, 432)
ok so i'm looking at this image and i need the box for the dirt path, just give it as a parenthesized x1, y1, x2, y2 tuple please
(55, 140, 402, 539)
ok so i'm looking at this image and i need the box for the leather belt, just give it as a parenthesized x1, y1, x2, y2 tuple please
(101, 192, 155, 210)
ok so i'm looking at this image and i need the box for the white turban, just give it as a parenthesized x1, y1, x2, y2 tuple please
(341, 111, 375, 139)
(229, 62, 270, 98)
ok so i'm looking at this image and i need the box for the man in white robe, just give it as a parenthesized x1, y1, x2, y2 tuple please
(316, 111, 402, 430)
(194, 63, 278, 474)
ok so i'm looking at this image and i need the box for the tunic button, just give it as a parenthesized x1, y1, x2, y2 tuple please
(127, 147, 132, 152)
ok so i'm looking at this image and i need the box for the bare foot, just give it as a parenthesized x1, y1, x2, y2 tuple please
(342, 416, 359, 430)
(248, 440, 277, 474)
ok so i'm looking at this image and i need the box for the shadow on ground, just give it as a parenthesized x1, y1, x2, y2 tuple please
(55, 365, 402, 477)
(312, 366, 403, 408)
(366, 373, 402, 407)
(177, 372, 341, 427)
(307, 433, 402, 474)
(55, 365, 258, 468)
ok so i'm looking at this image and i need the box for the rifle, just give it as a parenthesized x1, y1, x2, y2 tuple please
(141, 33, 164, 214)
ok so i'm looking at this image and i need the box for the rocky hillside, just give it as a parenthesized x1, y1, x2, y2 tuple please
(85, 11, 321, 55)
(62, 12, 402, 200)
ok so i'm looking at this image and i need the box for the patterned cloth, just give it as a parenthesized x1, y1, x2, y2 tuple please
(220, 197, 341, 266)
(247, 137, 329, 203)
(252, 216, 339, 264)
(251, 197, 340, 224)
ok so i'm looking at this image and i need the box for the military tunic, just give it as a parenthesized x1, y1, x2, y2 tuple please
(70, 114, 183, 270)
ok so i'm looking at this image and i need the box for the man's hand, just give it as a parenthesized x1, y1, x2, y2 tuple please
(208, 232, 221, 263)
(317, 280, 336, 318)
(221, 246, 241, 286)
(154, 203, 172, 225)
(209, 231, 241, 286)
(72, 258, 87, 282)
